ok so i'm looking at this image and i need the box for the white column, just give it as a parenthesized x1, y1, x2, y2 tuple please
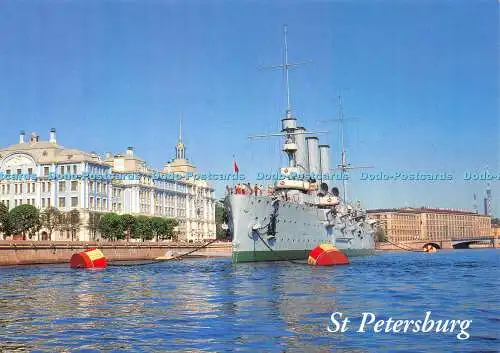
(35, 164, 41, 208)
(51, 163, 56, 208)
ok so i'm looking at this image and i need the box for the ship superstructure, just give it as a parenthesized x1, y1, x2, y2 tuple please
(225, 26, 376, 263)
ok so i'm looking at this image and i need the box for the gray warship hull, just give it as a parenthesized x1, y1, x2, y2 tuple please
(226, 194, 375, 263)
(226, 27, 376, 263)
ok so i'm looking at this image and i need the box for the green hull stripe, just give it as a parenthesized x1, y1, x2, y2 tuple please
(233, 250, 309, 263)
(232, 249, 376, 263)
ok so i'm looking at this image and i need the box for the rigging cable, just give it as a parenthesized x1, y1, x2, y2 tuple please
(383, 239, 422, 253)
(108, 238, 220, 267)
(254, 230, 304, 265)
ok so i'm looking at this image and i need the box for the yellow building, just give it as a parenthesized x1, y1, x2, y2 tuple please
(368, 207, 492, 242)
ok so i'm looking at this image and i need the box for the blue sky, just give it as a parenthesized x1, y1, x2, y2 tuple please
(0, 1, 498, 215)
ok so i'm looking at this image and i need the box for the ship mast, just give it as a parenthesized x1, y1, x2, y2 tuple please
(251, 25, 313, 169)
(284, 25, 292, 117)
(326, 95, 373, 202)
(248, 26, 327, 176)
(338, 95, 349, 201)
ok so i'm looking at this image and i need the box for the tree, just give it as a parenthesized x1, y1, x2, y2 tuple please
(9, 205, 40, 240)
(40, 207, 60, 241)
(67, 209, 81, 241)
(150, 217, 179, 241)
(0, 203, 11, 239)
(98, 213, 124, 241)
(374, 227, 388, 243)
(164, 218, 179, 241)
(120, 214, 136, 242)
(215, 201, 229, 240)
(151, 217, 167, 241)
(132, 215, 153, 241)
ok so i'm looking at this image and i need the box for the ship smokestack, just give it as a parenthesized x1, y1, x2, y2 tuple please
(295, 127, 308, 173)
(319, 144, 330, 187)
(126, 146, 134, 156)
(306, 137, 320, 176)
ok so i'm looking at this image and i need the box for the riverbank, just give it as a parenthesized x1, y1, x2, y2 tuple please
(0, 241, 232, 266)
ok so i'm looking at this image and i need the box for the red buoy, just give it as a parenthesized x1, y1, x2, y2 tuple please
(308, 244, 349, 266)
(70, 248, 107, 269)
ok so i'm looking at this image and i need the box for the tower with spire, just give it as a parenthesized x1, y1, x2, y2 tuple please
(176, 118, 186, 160)
(164, 118, 196, 175)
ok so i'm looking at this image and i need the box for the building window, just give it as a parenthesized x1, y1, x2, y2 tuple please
(71, 197, 78, 208)
(42, 183, 46, 193)
(59, 197, 66, 208)
(59, 181, 65, 192)
(17, 169, 21, 175)
(73, 165, 77, 174)
(42, 198, 45, 208)
(71, 181, 78, 191)
(66, 165, 71, 174)
(28, 168, 33, 175)
(60, 166, 64, 174)
(44, 167, 49, 176)
(47, 198, 51, 207)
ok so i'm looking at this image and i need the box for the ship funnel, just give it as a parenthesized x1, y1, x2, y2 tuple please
(319, 144, 330, 186)
(295, 127, 308, 173)
(306, 137, 320, 176)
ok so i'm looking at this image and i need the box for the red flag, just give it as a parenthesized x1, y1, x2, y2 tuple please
(233, 159, 239, 174)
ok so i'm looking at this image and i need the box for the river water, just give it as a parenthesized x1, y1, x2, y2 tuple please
(0, 249, 498, 352)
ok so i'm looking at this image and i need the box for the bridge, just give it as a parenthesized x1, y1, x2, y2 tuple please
(376, 236, 499, 251)
(451, 237, 498, 249)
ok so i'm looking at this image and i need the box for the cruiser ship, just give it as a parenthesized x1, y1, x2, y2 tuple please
(225, 27, 377, 263)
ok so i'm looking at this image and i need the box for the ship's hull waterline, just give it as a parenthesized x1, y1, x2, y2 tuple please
(226, 194, 375, 263)
(232, 249, 375, 263)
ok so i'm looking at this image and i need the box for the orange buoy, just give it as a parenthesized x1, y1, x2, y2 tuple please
(308, 244, 349, 266)
(70, 248, 107, 269)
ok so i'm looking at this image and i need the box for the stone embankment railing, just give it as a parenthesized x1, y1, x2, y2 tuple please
(0, 240, 232, 266)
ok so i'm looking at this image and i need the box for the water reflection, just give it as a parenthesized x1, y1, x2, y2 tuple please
(0, 250, 498, 352)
